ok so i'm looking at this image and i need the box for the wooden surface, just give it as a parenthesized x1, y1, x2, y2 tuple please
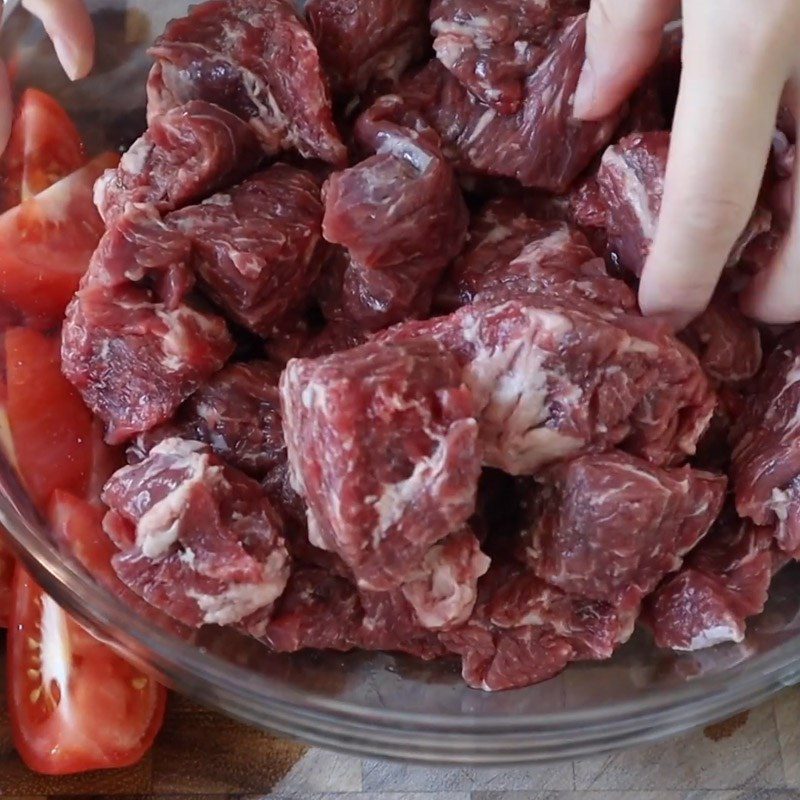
(1, 638, 800, 799)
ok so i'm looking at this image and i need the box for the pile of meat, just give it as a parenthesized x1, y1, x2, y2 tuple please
(59, 0, 799, 691)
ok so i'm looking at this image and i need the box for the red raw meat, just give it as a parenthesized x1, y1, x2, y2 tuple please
(520, 452, 726, 606)
(645, 514, 779, 651)
(379, 298, 715, 474)
(439, 198, 636, 313)
(95, 101, 262, 226)
(147, 0, 346, 165)
(593, 132, 772, 276)
(102, 438, 290, 627)
(169, 165, 325, 336)
(61, 206, 234, 444)
(358, 586, 448, 660)
(430, 0, 586, 114)
(322, 112, 468, 329)
(440, 562, 630, 691)
(307, 0, 428, 96)
(680, 288, 762, 384)
(129, 360, 285, 480)
(732, 331, 800, 553)
(280, 338, 480, 590)
(399, 526, 490, 630)
(242, 567, 362, 651)
(390, 16, 624, 192)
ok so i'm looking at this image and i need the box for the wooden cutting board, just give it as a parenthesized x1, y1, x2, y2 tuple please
(0, 637, 308, 795)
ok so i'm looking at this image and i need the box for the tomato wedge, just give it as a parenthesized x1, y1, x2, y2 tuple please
(6, 327, 94, 509)
(1, 89, 86, 211)
(0, 152, 119, 323)
(8, 566, 166, 774)
(0, 534, 14, 626)
(49, 490, 117, 583)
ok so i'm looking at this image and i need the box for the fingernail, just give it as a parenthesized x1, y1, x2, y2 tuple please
(52, 35, 91, 81)
(572, 59, 596, 119)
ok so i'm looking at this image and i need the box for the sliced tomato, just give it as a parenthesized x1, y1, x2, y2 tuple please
(48, 490, 117, 582)
(0, 532, 14, 626)
(6, 327, 94, 509)
(1, 88, 86, 211)
(0, 152, 119, 323)
(8, 566, 166, 774)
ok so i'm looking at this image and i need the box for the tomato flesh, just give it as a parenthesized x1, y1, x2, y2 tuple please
(0, 152, 119, 323)
(8, 566, 166, 774)
(6, 327, 95, 509)
(1, 88, 86, 211)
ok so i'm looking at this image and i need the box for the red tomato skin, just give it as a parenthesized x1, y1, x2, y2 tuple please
(6, 327, 95, 509)
(8, 566, 167, 775)
(0, 534, 14, 626)
(1, 88, 86, 211)
(0, 152, 119, 323)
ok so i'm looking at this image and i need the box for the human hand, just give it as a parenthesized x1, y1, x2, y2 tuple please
(574, 0, 800, 327)
(0, 0, 94, 154)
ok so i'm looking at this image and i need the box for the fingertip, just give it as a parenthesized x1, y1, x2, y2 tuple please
(638, 254, 716, 330)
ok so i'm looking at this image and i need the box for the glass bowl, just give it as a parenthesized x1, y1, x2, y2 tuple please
(1, 0, 799, 766)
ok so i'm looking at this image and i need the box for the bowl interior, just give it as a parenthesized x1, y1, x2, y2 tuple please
(1, 0, 800, 764)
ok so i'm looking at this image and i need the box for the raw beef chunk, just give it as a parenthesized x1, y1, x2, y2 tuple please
(94, 101, 263, 226)
(129, 360, 285, 479)
(430, 0, 586, 114)
(590, 132, 772, 276)
(169, 165, 325, 335)
(61, 206, 234, 444)
(379, 298, 715, 474)
(242, 567, 362, 651)
(680, 288, 762, 384)
(358, 586, 448, 659)
(440, 198, 636, 313)
(645, 514, 779, 650)
(280, 338, 481, 590)
(390, 16, 624, 192)
(399, 526, 490, 630)
(147, 0, 346, 165)
(439, 563, 629, 690)
(102, 438, 290, 627)
(322, 113, 468, 329)
(307, 0, 428, 96)
(520, 452, 726, 606)
(732, 332, 800, 553)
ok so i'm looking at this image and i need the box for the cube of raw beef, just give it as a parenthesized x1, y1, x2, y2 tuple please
(102, 438, 290, 627)
(400, 526, 490, 630)
(593, 132, 772, 276)
(129, 360, 285, 479)
(169, 165, 325, 336)
(147, 0, 346, 166)
(280, 338, 481, 590)
(519, 452, 726, 606)
(61, 207, 234, 444)
(358, 586, 448, 660)
(732, 331, 800, 554)
(430, 0, 586, 114)
(241, 567, 362, 651)
(389, 17, 624, 192)
(680, 288, 762, 384)
(439, 198, 637, 314)
(321, 116, 468, 329)
(94, 101, 263, 226)
(378, 298, 715, 474)
(645, 514, 780, 651)
(439, 562, 631, 690)
(306, 0, 428, 96)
